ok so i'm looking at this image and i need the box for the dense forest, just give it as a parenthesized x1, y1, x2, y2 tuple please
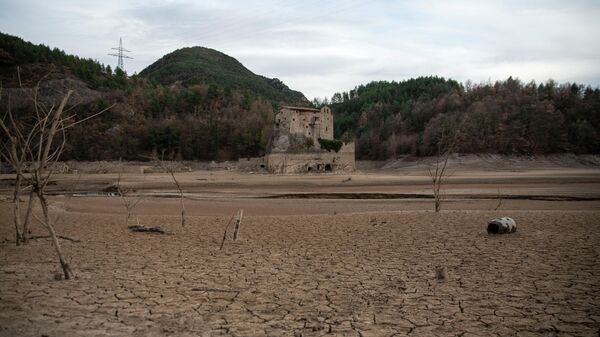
(1, 32, 599, 161)
(329, 77, 600, 159)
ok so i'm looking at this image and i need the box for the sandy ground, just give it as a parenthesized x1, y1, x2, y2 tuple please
(1, 166, 599, 336)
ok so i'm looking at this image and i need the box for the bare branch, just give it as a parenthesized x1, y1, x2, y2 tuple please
(232, 210, 243, 241)
(219, 213, 236, 250)
(29, 234, 80, 243)
(58, 103, 114, 131)
(168, 169, 186, 227)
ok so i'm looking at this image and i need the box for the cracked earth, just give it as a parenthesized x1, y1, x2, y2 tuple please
(1, 168, 600, 337)
(1, 207, 599, 336)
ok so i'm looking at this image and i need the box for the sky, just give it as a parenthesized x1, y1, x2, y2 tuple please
(1, 0, 599, 99)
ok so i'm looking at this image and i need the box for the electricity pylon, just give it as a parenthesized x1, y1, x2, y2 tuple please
(108, 37, 133, 71)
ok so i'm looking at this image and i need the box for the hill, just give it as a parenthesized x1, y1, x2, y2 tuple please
(0, 33, 297, 161)
(1, 32, 598, 161)
(0, 32, 128, 89)
(330, 77, 600, 159)
(139, 47, 307, 103)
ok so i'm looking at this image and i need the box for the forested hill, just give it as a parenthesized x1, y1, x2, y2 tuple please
(139, 47, 306, 103)
(0, 32, 128, 89)
(0, 32, 306, 161)
(1, 32, 598, 161)
(330, 77, 600, 159)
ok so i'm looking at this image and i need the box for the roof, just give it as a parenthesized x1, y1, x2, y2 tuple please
(280, 106, 320, 112)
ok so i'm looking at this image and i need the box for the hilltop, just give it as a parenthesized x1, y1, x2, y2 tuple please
(140, 47, 306, 103)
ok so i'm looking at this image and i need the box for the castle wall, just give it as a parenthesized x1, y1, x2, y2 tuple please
(265, 142, 355, 174)
(237, 156, 266, 170)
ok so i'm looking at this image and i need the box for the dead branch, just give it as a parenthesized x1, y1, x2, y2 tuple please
(219, 212, 237, 250)
(29, 234, 81, 243)
(232, 209, 243, 241)
(494, 187, 504, 211)
(168, 169, 186, 227)
(128, 225, 165, 234)
(34, 194, 74, 279)
(57, 103, 115, 131)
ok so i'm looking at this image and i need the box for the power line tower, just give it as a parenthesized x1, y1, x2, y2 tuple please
(108, 37, 133, 71)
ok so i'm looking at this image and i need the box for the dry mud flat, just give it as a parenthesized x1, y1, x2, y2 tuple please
(1, 166, 600, 337)
(1, 206, 600, 336)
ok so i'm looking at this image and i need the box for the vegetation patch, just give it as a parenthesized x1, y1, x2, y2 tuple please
(318, 138, 343, 152)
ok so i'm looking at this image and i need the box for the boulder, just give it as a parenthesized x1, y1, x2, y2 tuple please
(487, 217, 517, 234)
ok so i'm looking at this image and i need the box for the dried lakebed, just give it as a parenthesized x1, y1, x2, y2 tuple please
(1, 206, 599, 336)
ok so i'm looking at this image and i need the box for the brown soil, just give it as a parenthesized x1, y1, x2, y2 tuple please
(1, 166, 599, 336)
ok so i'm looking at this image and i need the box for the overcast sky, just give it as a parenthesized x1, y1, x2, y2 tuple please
(1, 0, 599, 99)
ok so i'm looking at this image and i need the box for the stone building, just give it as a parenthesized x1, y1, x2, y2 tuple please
(274, 106, 334, 144)
(238, 105, 355, 173)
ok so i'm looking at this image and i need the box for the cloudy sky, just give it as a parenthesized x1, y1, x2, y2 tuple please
(1, 0, 599, 99)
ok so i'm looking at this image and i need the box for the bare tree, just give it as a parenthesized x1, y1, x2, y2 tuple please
(427, 131, 454, 213)
(1, 77, 112, 279)
(147, 156, 186, 228)
(428, 151, 450, 213)
(167, 165, 186, 227)
(0, 89, 31, 244)
(115, 173, 145, 227)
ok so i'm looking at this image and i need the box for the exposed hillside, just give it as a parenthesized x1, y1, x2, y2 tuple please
(139, 47, 307, 104)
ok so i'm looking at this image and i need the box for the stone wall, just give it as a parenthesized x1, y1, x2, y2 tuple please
(274, 106, 334, 147)
(237, 157, 266, 171)
(265, 142, 355, 174)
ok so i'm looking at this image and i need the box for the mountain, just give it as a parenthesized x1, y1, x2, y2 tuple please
(139, 47, 307, 104)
